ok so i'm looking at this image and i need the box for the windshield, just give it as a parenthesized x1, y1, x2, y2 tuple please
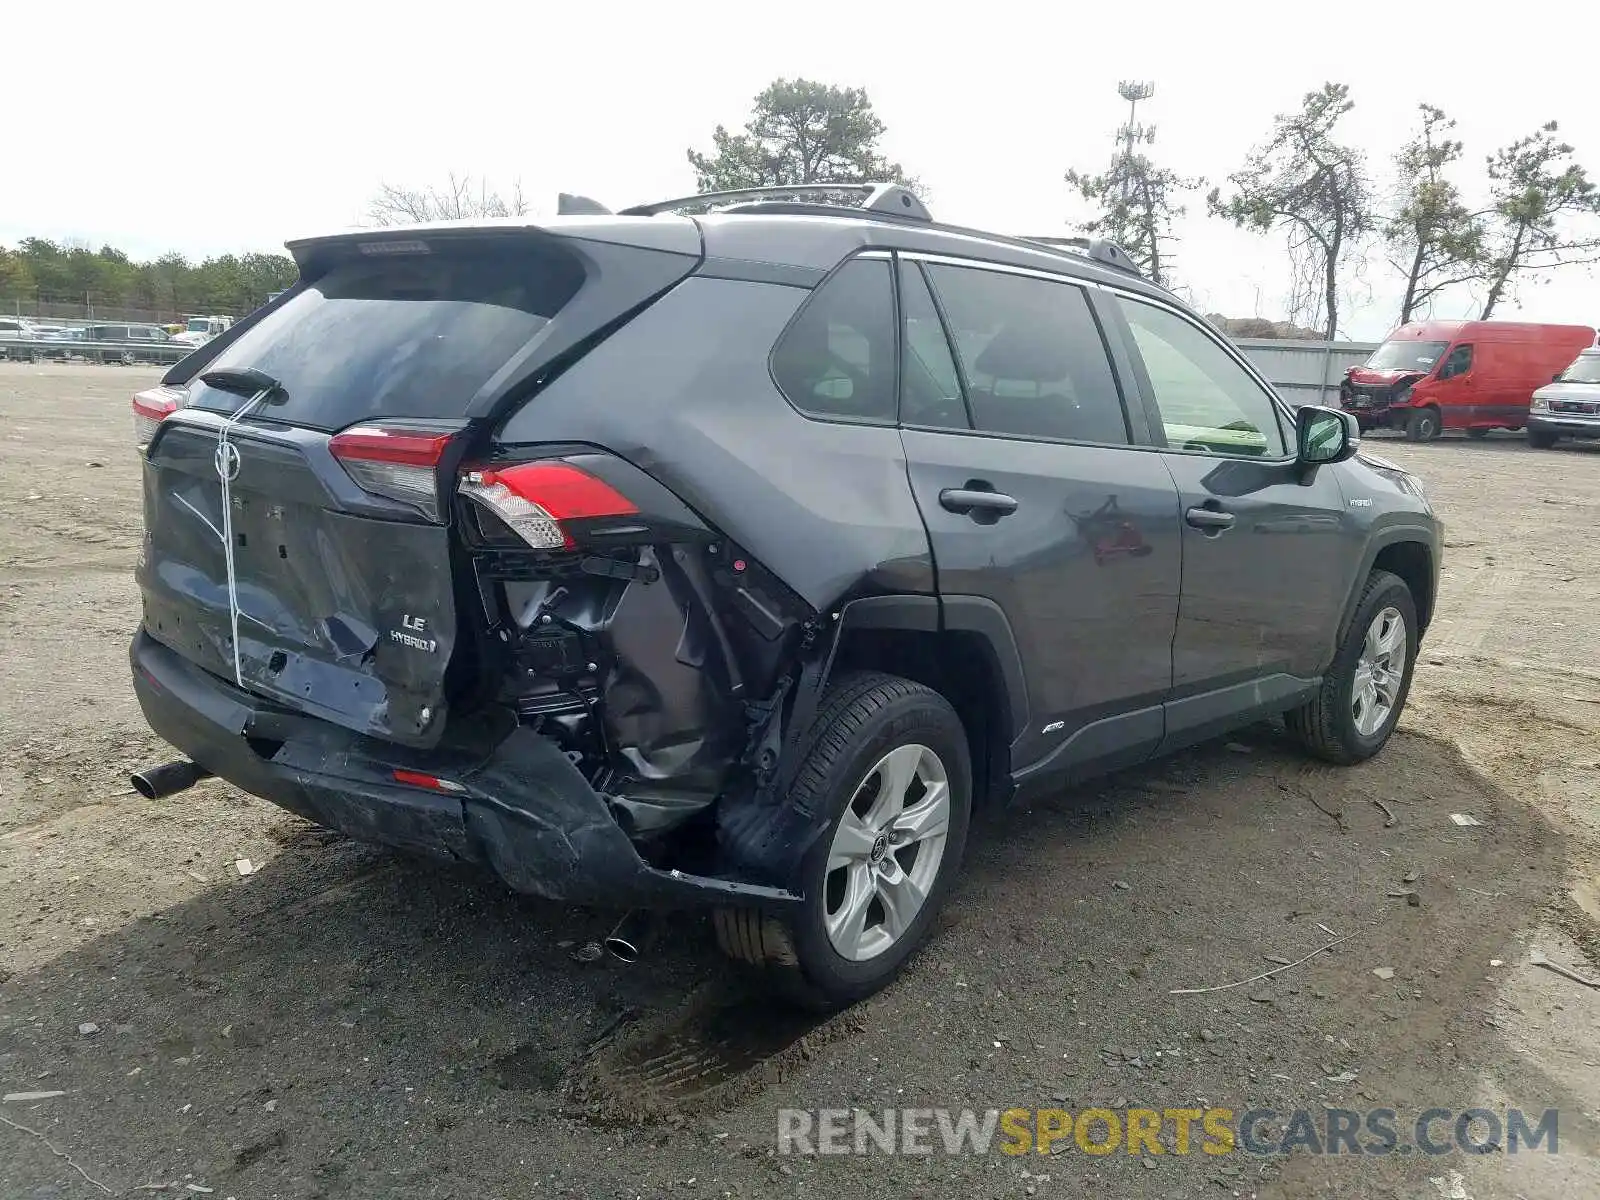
(1558, 355, 1600, 384)
(1366, 339, 1449, 372)
(185, 318, 210, 333)
(187, 242, 585, 429)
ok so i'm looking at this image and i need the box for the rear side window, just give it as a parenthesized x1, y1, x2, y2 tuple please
(923, 264, 1129, 445)
(771, 257, 896, 423)
(187, 243, 585, 429)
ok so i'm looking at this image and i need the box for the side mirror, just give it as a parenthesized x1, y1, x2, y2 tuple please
(1296, 405, 1359, 466)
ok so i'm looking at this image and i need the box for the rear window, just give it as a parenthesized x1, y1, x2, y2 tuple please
(187, 243, 585, 429)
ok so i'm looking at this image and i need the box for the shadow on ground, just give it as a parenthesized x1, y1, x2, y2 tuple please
(0, 729, 1590, 1199)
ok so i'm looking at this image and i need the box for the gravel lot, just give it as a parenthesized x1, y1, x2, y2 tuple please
(2, 362, 1597, 1200)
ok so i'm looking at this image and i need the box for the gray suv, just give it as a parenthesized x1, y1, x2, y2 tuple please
(127, 184, 1441, 1007)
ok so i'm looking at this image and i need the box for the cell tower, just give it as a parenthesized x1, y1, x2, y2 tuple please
(1113, 80, 1181, 285)
(1117, 80, 1155, 157)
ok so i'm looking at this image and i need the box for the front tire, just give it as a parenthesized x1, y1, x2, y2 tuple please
(1286, 570, 1418, 765)
(1404, 407, 1442, 442)
(714, 672, 971, 1009)
(1527, 428, 1558, 449)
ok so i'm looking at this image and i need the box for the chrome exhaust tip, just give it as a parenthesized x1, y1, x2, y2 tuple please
(131, 760, 213, 800)
(603, 910, 654, 963)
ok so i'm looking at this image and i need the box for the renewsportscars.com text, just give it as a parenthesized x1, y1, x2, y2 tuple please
(776, 1106, 1559, 1157)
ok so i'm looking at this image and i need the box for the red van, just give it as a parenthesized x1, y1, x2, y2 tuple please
(1339, 320, 1596, 440)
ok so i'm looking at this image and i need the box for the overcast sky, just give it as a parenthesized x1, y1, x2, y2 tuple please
(9, 0, 1597, 340)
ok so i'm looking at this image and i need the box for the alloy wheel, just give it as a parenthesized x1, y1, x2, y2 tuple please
(823, 743, 951, 962)
(1352, 605, 1408, 737)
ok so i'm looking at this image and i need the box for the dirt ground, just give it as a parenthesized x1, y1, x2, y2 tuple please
(2, 362, 1597, 1200)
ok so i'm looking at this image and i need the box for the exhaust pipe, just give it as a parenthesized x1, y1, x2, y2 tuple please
(604, 910, 655, 963)
(130, 760, 213, 800)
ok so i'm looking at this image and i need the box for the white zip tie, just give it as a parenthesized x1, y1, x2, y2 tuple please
(212, 389, 268, 689)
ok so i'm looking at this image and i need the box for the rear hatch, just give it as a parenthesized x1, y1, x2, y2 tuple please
(134, 223, 701, 748)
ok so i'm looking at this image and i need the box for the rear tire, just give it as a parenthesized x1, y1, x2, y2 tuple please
(1527, 428, 1558, 449)
(1404, 407, 1442, 442)
(1286, 570, 1418, 765)
(714, 671, 971, 1010)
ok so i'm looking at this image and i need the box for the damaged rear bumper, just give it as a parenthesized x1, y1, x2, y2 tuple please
(130, 631, 800, 911)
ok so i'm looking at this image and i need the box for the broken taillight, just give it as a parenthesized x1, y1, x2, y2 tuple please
(392, 768, 465, 793)
(329, 424, 455, 520)
(131, 385, 186, 448)
(458, 461, 639, 550)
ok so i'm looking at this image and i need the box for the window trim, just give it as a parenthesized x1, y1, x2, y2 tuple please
(895, 256, 975, 431)
(765, 249, 901, 428)
(1103, 290, 1298, 463)
(902, 256, 1140, 451)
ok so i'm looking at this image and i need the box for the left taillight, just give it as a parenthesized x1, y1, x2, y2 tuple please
(329, 424, 456, 521)
(131, 385, 186, 449)
(458, 460, 640, 550)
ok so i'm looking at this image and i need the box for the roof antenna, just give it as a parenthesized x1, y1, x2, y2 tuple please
(557, 193, 612, 216)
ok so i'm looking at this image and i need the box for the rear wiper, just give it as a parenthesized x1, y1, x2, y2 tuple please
(199, 367, 285, 401)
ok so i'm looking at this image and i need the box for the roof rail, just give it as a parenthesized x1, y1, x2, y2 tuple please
(1019, 235, 1142, 278)
(619, 182, 931, 222)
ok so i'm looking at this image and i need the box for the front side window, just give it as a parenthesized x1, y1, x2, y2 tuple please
(771, 257, 896, 423)
(1438, 344, 1473, 380)
(923, 264, 1129, 444)
(1117, 296, 1288, 458)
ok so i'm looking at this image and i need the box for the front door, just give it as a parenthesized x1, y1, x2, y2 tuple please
(1431, 341, 1476, 428)
(1104, 294, 1361, 749)
(897, 256, 1183, 779)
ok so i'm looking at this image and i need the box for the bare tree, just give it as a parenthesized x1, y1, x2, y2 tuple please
(1064, 81, 1201, 287)
(1386, 105, 1485, 324)
(1476, 122, 1600, 318)
(1208, 83, 1373, 339)
(367, 173, 531, 226)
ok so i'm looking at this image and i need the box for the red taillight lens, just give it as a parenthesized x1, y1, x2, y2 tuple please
(132, 385, 184, 448)
(458, 461, 639, 550)
(329, 425, 455, 520)
(392, 768, 465, 793)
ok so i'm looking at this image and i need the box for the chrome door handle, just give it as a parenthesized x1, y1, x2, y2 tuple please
(940, 488, 1019, 516)
(1185, 506, 1235, 530)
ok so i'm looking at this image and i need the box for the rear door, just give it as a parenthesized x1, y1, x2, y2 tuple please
(136, 228, 699, 748)
(1104, 293, 1359, 747)
(898, 255, 1183, 779)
